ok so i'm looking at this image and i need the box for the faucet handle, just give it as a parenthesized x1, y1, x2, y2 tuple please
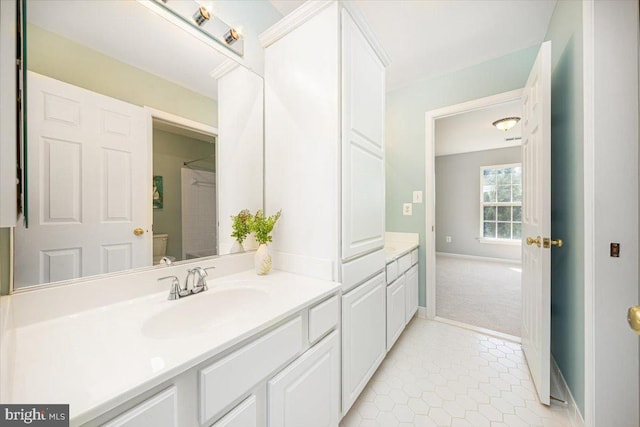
(191, 267, 210, 294)
(158, 276, 181, 300)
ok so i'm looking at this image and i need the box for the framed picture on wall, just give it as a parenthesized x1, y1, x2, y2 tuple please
(153, 176, 163, 209)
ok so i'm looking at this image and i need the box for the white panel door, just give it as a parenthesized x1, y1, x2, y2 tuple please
(341, 9, 385, 261)
(386, 275, 406, 351)
(268, 331, 340, 427)
(405, 264, 419, 323)
(342, 272, 386, 413)
(15, 72, 150, 287)
(521, 41, 551, 405)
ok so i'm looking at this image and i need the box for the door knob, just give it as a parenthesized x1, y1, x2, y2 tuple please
(627, 306, 640, 334)
(133, 227, 145, 236)
(526, 236, 542, 247)
(544, 237, 564, 248)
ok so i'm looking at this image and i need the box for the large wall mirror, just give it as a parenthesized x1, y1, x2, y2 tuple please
(13, 0, 264, 290)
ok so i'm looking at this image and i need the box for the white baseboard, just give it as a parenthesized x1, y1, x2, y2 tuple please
(436, 251, 521, 265)
(417, 306, 427, 319)
(551, 356, 585, 427)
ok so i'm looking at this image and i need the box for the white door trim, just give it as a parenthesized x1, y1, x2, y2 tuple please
(424, 88, 523, 319)
(144, 107, 219, 257)
(582, 1, 595, 426)
(144, 107, 218, 137)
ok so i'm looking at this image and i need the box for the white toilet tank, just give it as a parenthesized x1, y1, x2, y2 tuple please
(153, 233, 169, 264)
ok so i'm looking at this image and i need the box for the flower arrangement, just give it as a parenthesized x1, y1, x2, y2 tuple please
(248, 209, 282, 245)
(230, 209, 252, 245)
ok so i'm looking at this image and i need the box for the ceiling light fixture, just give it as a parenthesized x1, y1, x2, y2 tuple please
(492, 117, 520, 131)
(224, 28, 240, 45)
(192, 6, 211, 26)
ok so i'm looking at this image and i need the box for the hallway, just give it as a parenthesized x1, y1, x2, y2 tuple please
(340, 319, 572, 426)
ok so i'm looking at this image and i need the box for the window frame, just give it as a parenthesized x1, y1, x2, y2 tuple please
(478, 162, 522, 245)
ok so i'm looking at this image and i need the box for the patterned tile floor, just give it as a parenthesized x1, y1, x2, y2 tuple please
(340, 318, 573, 427)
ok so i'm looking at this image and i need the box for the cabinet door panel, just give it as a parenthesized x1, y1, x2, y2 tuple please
(387, 276, 406, 351)
(342, 272, 386, 413)
(268, 331, 340, 427)
(405, 265, 419, 323)
(341, 9, 385, 260)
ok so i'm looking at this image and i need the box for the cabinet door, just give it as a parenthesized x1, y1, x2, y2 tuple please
(387, 276, 406, 351)
(268, 331, 340, 427)
(341, 9, 386, 261)
(342, 272, 386, 413)
(405, 265, 419, 323)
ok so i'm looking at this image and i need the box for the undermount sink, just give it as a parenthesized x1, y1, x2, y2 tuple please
(142, 286, 269, 339)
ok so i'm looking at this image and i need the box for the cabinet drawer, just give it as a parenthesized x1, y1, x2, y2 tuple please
(103, 387, 177, 427)
(398, 253, 411, 273)
(212, 395, 257, 427)
(309, 294, 339, 343)
(386, 260, 398, 284)
(411, 248, 418, 266)
(199, 316, 302, 424)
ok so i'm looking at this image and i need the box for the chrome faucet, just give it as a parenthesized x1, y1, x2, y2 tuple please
(158, 275, 185, 300)
(158, 266, 216, 300)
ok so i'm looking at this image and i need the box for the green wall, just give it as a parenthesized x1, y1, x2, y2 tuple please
(152, 129, 215, 261)
(544, 0, 585, 414)
(27, 24, 218, 126)
(386, 45, 539, 308)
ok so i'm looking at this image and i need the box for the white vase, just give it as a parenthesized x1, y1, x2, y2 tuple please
(230, 240, 245, 254)
(255, 244, 272, 275)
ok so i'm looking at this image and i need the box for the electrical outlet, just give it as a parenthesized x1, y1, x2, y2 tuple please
(446, 236, 452, 243)
(403, 203, 413, 216)
(413, 191, 423, 203)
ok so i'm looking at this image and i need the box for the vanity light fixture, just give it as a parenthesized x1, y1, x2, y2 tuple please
(492, 117, 520, 131)
(193, 6, 211, 27)
(224, 28, 240, 45)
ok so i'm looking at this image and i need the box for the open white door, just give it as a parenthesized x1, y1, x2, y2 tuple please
(521, 41, 552, 405)
(14, 72, 151, 287)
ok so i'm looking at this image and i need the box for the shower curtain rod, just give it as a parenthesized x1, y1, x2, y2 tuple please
(183, 155, 213, 166)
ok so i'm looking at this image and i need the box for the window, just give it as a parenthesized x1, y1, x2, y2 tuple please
(480, 164, 522, 241)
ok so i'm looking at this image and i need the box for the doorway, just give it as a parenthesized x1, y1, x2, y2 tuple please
(148, 109, 218, 264)
(433, 99, 523, 338)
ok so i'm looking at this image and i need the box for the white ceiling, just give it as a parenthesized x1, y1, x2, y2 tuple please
(270, 0, 556, 91)
(28, 0, 232, 100)
(435, 100, 521, 157)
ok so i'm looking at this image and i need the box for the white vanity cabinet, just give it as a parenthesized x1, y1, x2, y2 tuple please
(262, 1, 389, 416)
(385, 246, 419, 352)
(102, 387, 178, 427)
(341, 273, 386, 410)
(93, 292, 341, 427)
(386, 275, 406, 351)
(268, 330, 340, 427)
(405, 264, 419, 323)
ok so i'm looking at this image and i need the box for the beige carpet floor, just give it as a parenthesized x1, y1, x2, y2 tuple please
(436, 254, 522, 337)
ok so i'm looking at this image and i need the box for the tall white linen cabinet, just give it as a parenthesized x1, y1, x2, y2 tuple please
(261, 0, 389, 418)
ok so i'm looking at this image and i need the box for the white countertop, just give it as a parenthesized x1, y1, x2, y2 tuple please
(0, 269, 340, 425)
(385, 232, 419, 263)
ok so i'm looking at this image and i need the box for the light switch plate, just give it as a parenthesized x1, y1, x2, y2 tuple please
(403, 203, 412, 216)
(413, 191, 423, 203)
